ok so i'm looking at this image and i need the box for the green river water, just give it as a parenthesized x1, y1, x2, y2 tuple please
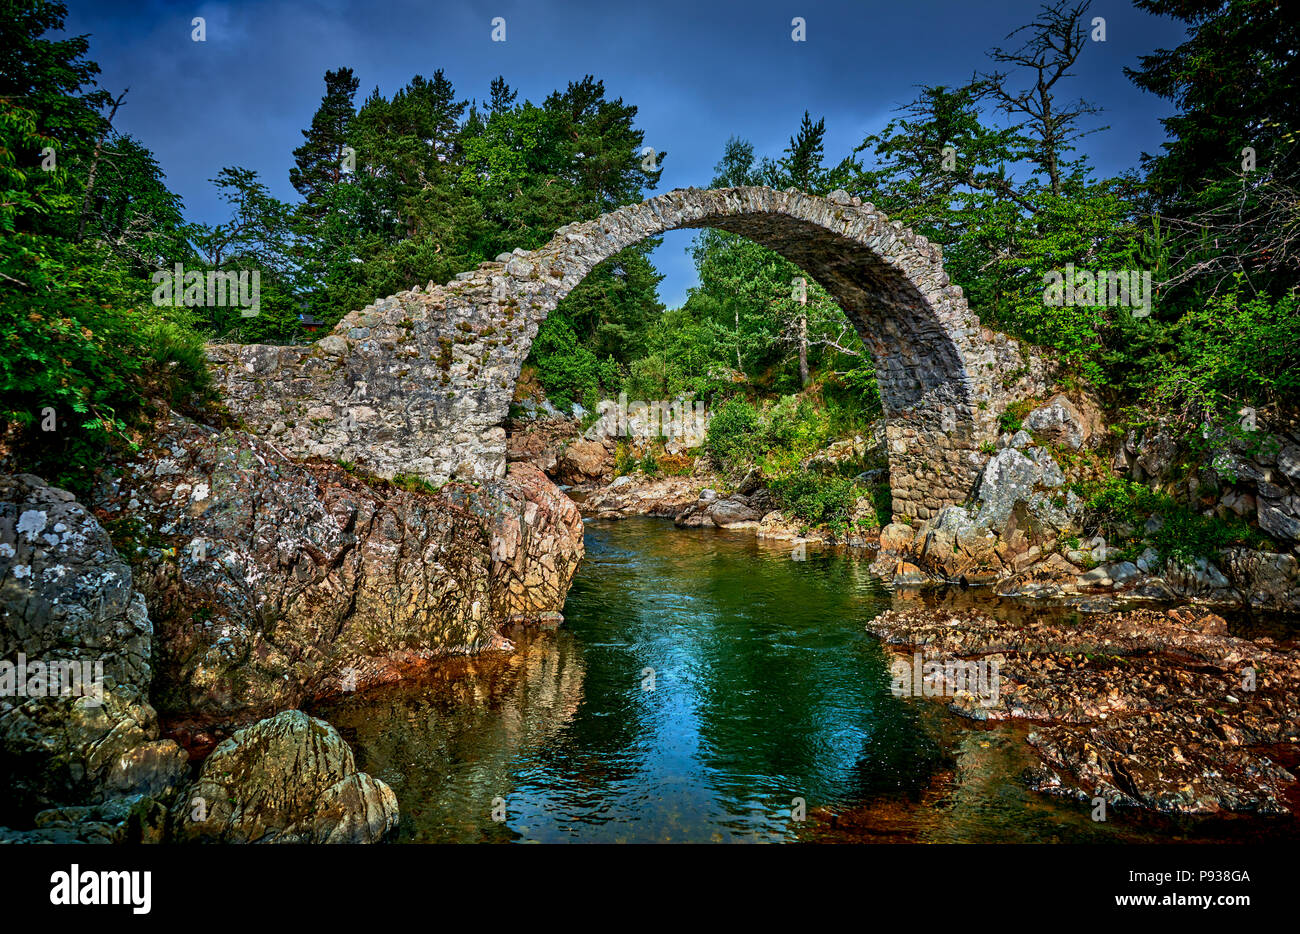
(316, 517, 1298, 843)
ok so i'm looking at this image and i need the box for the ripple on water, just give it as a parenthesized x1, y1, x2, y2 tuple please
(315, 517, 1299, 843)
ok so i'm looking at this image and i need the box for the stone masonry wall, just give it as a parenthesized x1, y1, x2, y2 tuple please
(210, 186, 1029, 519)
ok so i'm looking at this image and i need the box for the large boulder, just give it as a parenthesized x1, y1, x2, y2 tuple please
(915, 506, 1000, 583)
(91, 413, 583, 726)
(0, 474, 188, 823)
(1212, 548, 1300, 611)
(973, 449, 1040, 532)
(706, 497, 762, 528)
(1022, 394, 1098, 451)
(174, 710, 397, 843)
(492, 462, 586, 624)
(554, 439, 614, 486)
(505, 414, 578, 476)
(878, 522, 916, 554)
(905, 444, 1073, 583)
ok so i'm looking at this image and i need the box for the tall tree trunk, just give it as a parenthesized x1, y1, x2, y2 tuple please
(735, 308, 743, 373)
(76, 90, 127, 244)
(798, 312, 809, 387)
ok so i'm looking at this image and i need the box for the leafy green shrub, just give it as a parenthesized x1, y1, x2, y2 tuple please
(862, 482, 892, 528)
(823, 363, 883, 431)
(658, 452, 695, 476)
(769, 472, 857, 532)
(705, 397, 759, 467)
(1151, 286, 1300, 427)
(613, 441, 635, 476)
(760, 395, 831, 456)
(527, 315, 621, 412)
(1, 285, 211, 493)
(998, 399, 1034, 435)
(1080, 476, 1264, 565)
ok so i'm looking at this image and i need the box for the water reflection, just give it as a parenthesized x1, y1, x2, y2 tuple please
(315, 518, 1297, 843)
(320, 519, 950, 841)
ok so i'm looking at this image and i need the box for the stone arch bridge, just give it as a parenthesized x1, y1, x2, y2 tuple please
(211, 186, 1028, 520)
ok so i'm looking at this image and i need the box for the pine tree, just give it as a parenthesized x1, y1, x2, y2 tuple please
(782, 112, 826, 191)
(488, 76, 516, 115)
(1127, 0, 1300, 294)
(289, 67, 359, 215)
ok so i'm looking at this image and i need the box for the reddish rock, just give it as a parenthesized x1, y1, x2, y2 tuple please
(555, 439, 614, 486)
(91, 413, 584, 727)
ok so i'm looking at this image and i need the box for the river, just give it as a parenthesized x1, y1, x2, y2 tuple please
(315, 517, 1298, 843)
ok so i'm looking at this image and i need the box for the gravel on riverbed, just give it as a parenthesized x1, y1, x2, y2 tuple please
(867, 605, 1300, 816)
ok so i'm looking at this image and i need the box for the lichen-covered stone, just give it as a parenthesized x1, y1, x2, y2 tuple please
(0, 474, 189, 822)
(173, 709, 397, 843)
(91, 414, 582, 724)
(1022, 394, 1097, 451)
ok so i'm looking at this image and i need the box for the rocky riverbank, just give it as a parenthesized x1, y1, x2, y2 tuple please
(867, 603, 1300, 815)
(89, 411, 583, 727)
(873, 395, 1300, 612)
(507, 407, 889, 547)
(0, 403, 585, 843)
(3, 358, 1296, 841)
(0, 474, 397, 843)
(507, 388, 1300, 612)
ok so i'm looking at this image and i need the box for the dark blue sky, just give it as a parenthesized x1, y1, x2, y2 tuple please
(64, 0, 1188, 306)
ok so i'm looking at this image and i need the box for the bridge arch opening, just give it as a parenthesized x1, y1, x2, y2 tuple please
(218, 187, 1004, 521)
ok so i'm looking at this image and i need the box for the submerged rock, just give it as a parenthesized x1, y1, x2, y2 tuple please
(867, 604, 1300, 815)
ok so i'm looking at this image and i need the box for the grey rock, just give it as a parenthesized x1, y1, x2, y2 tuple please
(90, 415, 583, 722)
(0, 474, 188, 817)
(1277, 444, 1300, 483)
(1079, 567, 1112, 586)
(1258, 502, 1300, 542)
(1167, 556, 1233, 593)
(1106, 561, 1142, 584)
(1134, 431, 1179, 482)
(1023, 395, 1088, 450)
(974, 449, 1039, 531)
(316, 335, 348, 356)
(708, 499, 762, 527)
(1026, 446, 1065, 487)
